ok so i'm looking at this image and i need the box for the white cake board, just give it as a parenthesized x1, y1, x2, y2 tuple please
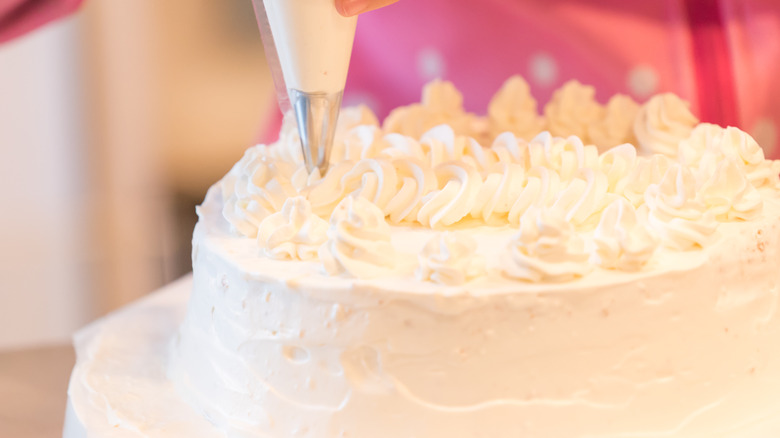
(64, 275, 224, 438)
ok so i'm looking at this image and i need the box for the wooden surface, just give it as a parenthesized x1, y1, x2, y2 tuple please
(0, 344, 74, 438)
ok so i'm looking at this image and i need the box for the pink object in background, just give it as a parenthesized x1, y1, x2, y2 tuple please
(332, 0, 780, 157)
(0, 0, 83, 44)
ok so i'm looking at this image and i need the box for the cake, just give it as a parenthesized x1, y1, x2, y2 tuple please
(65, 77, 780, 437)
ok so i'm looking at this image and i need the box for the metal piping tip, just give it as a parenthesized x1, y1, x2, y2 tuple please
(290, 89, 343, 175)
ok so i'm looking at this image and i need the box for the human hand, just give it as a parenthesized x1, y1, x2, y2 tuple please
(335, 0, 399, 17)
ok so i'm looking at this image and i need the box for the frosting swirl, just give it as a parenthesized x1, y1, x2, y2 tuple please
(544, 80, 604, 143)
(551, 168, 612, 226)
(471, 163, 526, 221)
(340, 159, 399, 211)
(490, 132, 530, 167)
(221, 149, 297, 237)
(383, 80, 477, 140)
(330, 125, 387, 164)
(319, 196, 398, 278)
(417, 162, 483, 228)
(634, 93, 698, 157)
(644, 164, 717, 249)
(214, 77, 780, 285)
(304, 161, 357, 217)
(527, 133, 600, 181)
(698, 158, 763, 221)
(623, 154, 672, 207)
(599, 143, 637, 195)
(257, 197, 328, 260)
(591, 199, 658, 270)
(712, 126, 780, 189)
(588, 94, 640, 150)
(507, 166, 562, 225)
(385, 159, 437, 224)
(416, 232, 482, 285)
(487, 76, 545, 141)
(502, 208, 592, 282)
(676, 123, 723, 168)
(378, 133, 427, 162)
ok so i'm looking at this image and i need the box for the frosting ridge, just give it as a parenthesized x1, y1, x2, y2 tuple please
(417, 232, 482, 285)
(257, 196, 328, 260)
(502, 207, 592, 282)
(319, 196, 399, 278)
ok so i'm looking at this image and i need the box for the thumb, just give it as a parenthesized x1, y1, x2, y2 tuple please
(335, 0, 400, 17)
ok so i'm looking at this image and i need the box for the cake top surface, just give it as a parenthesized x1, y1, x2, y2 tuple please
(203, 76, 780, 291)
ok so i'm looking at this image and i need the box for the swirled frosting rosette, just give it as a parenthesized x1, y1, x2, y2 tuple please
(591, 199, 658, 270)
(502, 207, 592, 282)
(383, 80, 478, 140)
(634, 93, 698, 157)
(214, 76, 780, 282)
(319, 196, 399, 278)
(487, 75, 545, 141)
(417, 232, 483, 285)
(644, 164, 717, 250)
(417, 162, 483, 228)
(588, 94, 640, 151)
(257, 196, 328, 260)
(544, 80, 604, 144)
(221, 148, 297, 237)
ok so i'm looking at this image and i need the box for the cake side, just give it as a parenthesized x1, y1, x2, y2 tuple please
(169, 187, 780, 437)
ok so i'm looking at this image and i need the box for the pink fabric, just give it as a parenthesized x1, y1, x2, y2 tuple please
(0, 0, 83, 44)
(335, 0, 780, 157)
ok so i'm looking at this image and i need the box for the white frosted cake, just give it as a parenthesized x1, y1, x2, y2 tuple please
(66, 78, 780, 437)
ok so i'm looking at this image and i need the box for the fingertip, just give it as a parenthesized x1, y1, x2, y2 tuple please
(334, 0, 352, 17)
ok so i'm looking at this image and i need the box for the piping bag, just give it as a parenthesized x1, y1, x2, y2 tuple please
(252, 0, 358, 175)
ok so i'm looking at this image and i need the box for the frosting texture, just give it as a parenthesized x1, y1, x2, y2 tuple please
(214, 79, 780, 282)
(416, 232, 482, 285)
(155, 77, 780, 438)
(319, 196, 399, 278)
(591, 199, 658, 270)
(257, 196, 328, 260)
(502, 207, 592, 282)
(634, 93, 698, 157)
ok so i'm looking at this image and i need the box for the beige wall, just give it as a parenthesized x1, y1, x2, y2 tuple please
(0, 17, 88, 349)
(0, 0, 273, 349)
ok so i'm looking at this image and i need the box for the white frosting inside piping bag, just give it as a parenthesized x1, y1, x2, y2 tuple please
(262, 0, 357, 93)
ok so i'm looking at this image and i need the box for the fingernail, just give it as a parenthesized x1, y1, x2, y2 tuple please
(338, 0, 369, 16)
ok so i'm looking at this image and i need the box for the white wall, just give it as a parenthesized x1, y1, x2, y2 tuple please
(0, 16, 89, 349)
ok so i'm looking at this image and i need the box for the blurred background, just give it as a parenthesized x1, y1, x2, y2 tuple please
(3, 0, 780, 351)
(0, 0, 274, 349)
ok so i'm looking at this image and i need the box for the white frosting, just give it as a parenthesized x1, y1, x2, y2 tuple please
(64, 78, 780, 438)
(257, 196, 328, 260)
(623, 154, 672, 207)
(416, 232, 482, 285)
(502, 207, 592, 282)
(698, 159, 763, 221)
(588, 94, 639, 150)
(634, 93, 699, 157)
(221, 149, 297, 238)
(64, 272, 780, 438)
(544, 80, 604, 143)
(487, 75, 545, 141)
(418, 162, 483, 228)
(383, 80, 478, 140)
(319, 196, 399, 278)
(591, 199, 658, 270)
(644, 163, 717, 250)
(163, 187, 780, 438)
